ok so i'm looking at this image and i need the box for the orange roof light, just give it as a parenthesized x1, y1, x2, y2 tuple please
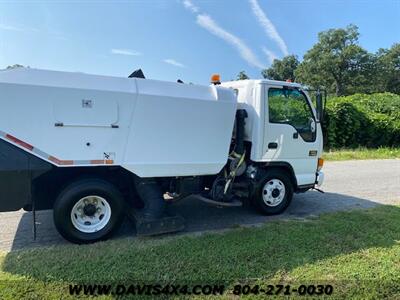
(211, 74, 221, 85)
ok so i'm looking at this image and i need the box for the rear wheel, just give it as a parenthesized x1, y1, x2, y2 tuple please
(53, 179, 125, 244)
(252, 170, 293, 215)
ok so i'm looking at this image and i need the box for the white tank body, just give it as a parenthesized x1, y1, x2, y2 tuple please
(0, 68, 237, 177)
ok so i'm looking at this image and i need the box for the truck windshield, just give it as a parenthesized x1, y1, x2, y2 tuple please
(268, 88, 316, 142)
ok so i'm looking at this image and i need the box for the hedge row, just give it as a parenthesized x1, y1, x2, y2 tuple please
(323, 93, 400, 149)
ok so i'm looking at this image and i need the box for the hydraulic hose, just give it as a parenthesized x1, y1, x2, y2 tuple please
(221, 109, 248, 195)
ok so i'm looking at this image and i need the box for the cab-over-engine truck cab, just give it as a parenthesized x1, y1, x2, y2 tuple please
(0, 68, 324, 244)
(221, 79, 324, 199)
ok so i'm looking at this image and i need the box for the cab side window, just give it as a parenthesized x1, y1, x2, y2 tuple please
(268, 88, 316, 142)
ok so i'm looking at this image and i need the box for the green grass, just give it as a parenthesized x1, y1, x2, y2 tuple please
(1, 205, 400, 299)
(323, 147, 400, 161)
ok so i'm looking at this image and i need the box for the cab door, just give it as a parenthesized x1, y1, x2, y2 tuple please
(262, 85, 321, 186)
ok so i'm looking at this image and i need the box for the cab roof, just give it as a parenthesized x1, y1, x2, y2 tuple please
(221, 79, 302, 89)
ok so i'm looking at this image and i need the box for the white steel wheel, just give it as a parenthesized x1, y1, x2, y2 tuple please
(252, 170, 293, 215)
(70, 195, 112, 233)
(262, 179, 286, 207)
(54, 179, 125, 244)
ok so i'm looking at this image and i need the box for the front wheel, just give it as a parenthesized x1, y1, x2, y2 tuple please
(53, 179, 125, 244)
(252, 170, 293, 215)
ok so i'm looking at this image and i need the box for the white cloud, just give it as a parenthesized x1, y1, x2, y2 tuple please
(182, 0, 199, 13)
(163, 58, 185, 68)
(249, 0, 289, 56)
(0, 24, 24, 31)
(0, 23, 38, 32)
(111, 48, 141, 56)
(196, 14, 265, 69)
(182, 2, 265, 69)
(262, 47, 278, 64)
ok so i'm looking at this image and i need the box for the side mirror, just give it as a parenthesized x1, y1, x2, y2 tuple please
(316, 90, 324, 123)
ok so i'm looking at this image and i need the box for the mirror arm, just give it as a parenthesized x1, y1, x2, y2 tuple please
(315, 88, 324, 123)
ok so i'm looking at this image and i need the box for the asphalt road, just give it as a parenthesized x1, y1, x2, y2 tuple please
(1, 159, 399, 252)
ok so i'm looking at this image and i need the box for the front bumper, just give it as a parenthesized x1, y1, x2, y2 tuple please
(316, 171, 324, 186)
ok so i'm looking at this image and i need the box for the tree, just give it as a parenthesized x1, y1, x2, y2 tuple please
(237, 71, 249, 80)
(295, 24, 373, 96)
(6, 64, 25, 69)
(375, 43, 400, 94)
(261, 55, 299, 81)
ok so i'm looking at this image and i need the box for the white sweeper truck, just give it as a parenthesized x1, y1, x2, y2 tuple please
(0, 67, 325, 243)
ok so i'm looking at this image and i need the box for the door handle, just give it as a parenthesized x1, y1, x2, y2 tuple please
(268, 142, 278, 149)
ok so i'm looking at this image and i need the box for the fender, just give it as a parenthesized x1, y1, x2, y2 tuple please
(261, 161, 299, 190)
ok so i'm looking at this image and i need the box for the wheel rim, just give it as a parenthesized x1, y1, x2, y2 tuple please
(70, 195, 112, 233)
(262, 179, 286, 207)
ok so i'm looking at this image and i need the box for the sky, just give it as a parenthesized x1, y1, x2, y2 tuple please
(0, 0, 399, 84)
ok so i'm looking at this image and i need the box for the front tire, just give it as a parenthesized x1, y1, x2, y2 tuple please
(252, 170, 293, 215)
(53, 179, 125, 244)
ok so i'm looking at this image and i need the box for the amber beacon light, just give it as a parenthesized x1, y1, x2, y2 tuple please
(210, 74, 221, 85)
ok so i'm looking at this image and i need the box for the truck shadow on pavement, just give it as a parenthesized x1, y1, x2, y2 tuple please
(5, 191, 381, 252)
